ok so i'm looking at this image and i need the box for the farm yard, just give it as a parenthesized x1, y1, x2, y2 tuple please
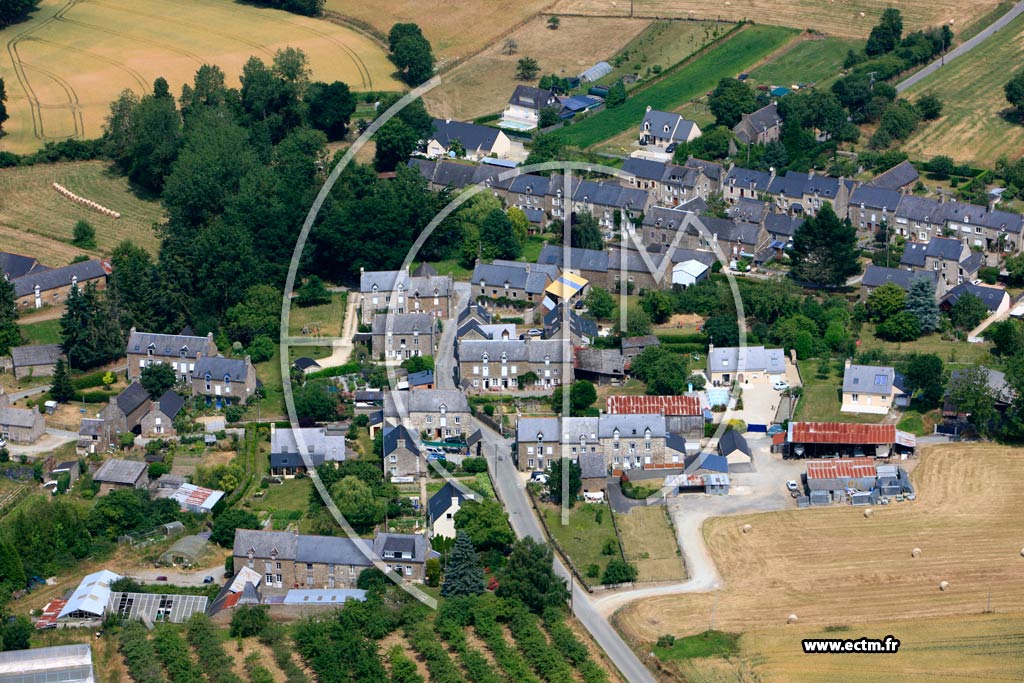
(0, 0, 401, 154)
(324, 0, 554, 63)
(0, 160, 164, 259)
(422, 15, 651, 121)
(614, 444, 1024, 680)
(902, 11, 1024, 165)
(549, 0, 1003, 39)
(552, 24, 797, 149)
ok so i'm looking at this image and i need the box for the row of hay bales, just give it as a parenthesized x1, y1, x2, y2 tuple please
(53, 183, 121, 219)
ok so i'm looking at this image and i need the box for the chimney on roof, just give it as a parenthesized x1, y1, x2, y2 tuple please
(769, 166, 776, 182)
(646, 106, 652, 112)
(807, 170, 814, 181)
(360, 266, 364, 274)
(845, 358, 852, 369)
(446, 118, 451, 124)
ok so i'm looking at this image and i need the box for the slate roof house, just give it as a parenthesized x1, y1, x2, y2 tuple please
(732, 102, 782, 145)
(621, 335, 660, 360)
(0, 251, 44, 280)
(99, 382, 151, 438)
(899, 236, 978, 294)
(548, 174, 650, 229)
(707, 345, 787, 385)
(892, 195, 948, 242)
(848, 185, 902, 236)
(428, 481, 476, 539)
(384, 389, 472, 440)
(940, 283, 1010, 316)
(764, 170, 852, 218)
(191, 356, 257, 405)
(860, 265, 940, 300)
(942, 201, 1024, 253)
(371, 312, 436, 362)
(126, 328, 218, 382)
(426, 118, 511, 160)
(358, 267, 453, 324)
(383, 424, 421, 479)
(140, 390, 186, 439)
(501, 85, 558, 130)
(869, 160, 920, 191)
(78, 418, 105, 454)
(12, 259, 110, 310)
(638, 107, 702, 149)
(579, 452, 608, 497)
(269, 426, 347, 477)
(722, 166, 774, 204)
(457, 338, 570, 390)
(471, 260, 557, 307)
(718, 429, 752, 468)
(9, 343, 62, 379)
(841, 362, 907, 415)
(0, 406, 44, 444)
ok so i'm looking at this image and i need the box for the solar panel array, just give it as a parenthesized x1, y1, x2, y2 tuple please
(107, 592, 208, 624)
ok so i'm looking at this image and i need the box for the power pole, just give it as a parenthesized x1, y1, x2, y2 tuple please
(867, 71, 878, 90)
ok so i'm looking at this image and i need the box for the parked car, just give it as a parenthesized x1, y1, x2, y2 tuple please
(528, 328, 543, 337)
(786, 480, 799, 492)
(444, 436, 466, 445)
(203, 576, 214, 584)
(772, 380, 790, 391)
(155, 576, 168, 582)
(906, 492, 916, 501)
(530, 472, 549, 484)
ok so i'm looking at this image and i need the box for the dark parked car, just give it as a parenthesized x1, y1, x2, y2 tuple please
(203, 576, 214, 584)
(155, 576, 168, 582)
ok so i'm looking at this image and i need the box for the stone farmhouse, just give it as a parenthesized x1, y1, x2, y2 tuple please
(384, 389, 472, 440)
(126, 328, 218, 383)
(358, 268, 453, 325)
(371, 312, 437, 362)
(457, 338, 571, 391)
(191, 356, 257, 405)
(12, 259, 110, 310)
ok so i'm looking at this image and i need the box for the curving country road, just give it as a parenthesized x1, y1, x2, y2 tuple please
(896, 1, 1024, 93)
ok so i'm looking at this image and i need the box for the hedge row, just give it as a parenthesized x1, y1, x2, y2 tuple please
(119, 621, 167, 683)
(153, 626, 203, 683)
(435, 613, 502, 683)
(473, 612, 542, 683)
(403, 622, 465, 683)
(185, 615, 242, 683)
(258, 627, 307, 683)
(505, 607, 574, 683)
(305, 362, 362, 380)
(542, 611, 610, 683)
(652, 333, 707, 344)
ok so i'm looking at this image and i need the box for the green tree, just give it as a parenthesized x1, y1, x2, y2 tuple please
(866, 283, 907, 322)
(59, 283, 123, 370)
(295, 275, 331, 307)
(247, 336, 274, 363)
(905, 277, 939, 333)
(525, 133, 565, 166)
(950, 292, 988, 331)
(388, 24, 435, 86)
(1005, 69, 1024, 114)
(916, 93, 943, 120)
(605, 80, 627, 108)
(440, 531, 485, 597)
(211, 509, 260, 547)
(125, 78, 183, 192)
(709, 77, 756, 128)
(0, 278, 19, 357)
(479, 208, 521, 260)
(306, 80, 355, 140)
(986, 318, 1024, 357)
(516, 57, 540, 81)
(227, 284, 280, 345)
(0, 538, 25, 594)
(107, 240, 158, 333)
(453, 499, 514, 553)
(789, 203, 860, 286)
(571, 213, 604, 250)
(688, 125, 732, 160)
(547, 15, 560, 29)
(584, 287, 615, 319)
(72, 220, 96, 249)
(49, 358, 75, 403)
(140, 362, 177, 399)
(545, 458, 582, 507)
(401, 355, 434, 373)
(570, 380, 597, 413)
(640, 290, 673, 324)
(618, 303, 651, 337)
(425, 558, 441, 586)
(901, 353, 945, 407)
(947, 365, 997, 434)
(703, 315, 739, 347)
(876, 310, 921, 341)
(230, 605, 271, 637)
(374, 117, 420, 172)
(508, 207, 530, 247)
(601, 558, 637, 585)
(332, 475, 386, 532)
(866, 8, 903, 55)
(1, 616, 31, 651)
(497, 537, 568, 614)
(294, 380, 340, 421)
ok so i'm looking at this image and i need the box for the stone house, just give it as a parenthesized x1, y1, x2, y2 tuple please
(191, 356, 257, 405)
(358, 268, 453, 325)
(722, 166, 774, 204)
(457, 339, 571, 391)
(383, 425, 421, 479)
(78, 418, 106, 454)
(732, 102, 783, 145)
(384, 389, 472, 440)
(99, 382, 151, 437)
(10, 344, 62, 379)
(900, 236, 983, 295)
(371, 313, 437, 362)
(471, 260, 557, 308)
(0, 406, 44, 444)
(93, 458, 148, 495)
(126, 328, 218, 383)
(140, 390, 186, 439)
(514, 414, 679, 472)
(764, 171, 853, 218)
(847, 185, 902, 238)
(12, 259, 110, 310)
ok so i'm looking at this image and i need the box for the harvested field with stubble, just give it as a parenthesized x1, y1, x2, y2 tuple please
(615, 443, 1024, 681)
(902, 10, 1024, 164)
(423, 15, 651, 120)
(615, 505, 687, 582)
(552, 0, 1001, 38)
(324, 0, 555, 63)
(0, 160, 164, 260)
(0, 0, 400, 154)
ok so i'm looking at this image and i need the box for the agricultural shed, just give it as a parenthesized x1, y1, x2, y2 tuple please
(0, 644, 95, 683)
(170, 483, 224, 514)
(805, 458, 878, 500)
(786, 422, 915, 458)
(107, 592, 208, 624)
(58, 569, 121, 620)
(158, 535, 210, 567)
(579, 61, 612, 82)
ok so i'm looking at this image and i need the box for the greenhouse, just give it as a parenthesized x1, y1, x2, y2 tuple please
(158, 534, 209, 567)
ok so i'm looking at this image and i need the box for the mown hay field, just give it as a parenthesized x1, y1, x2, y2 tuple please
(0, 160, 164, 261)
(551, 0, 1001, 39)
(902, 11, 1024, 164)
(615, 444, 1024, 669)
(423, 15, 651, 121)
(616, 505, 687, 582)
(0, 0, 401, 154)
(323, 0, 555, 63)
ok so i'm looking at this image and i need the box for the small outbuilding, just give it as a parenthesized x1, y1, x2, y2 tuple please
(579, 452, 608, 500)
(93, 459, 148, 495)
(718, 429, 752, 469)
(293, 357, 321, 375)
(158, 535, 210, 567)
(9, 344, 62, 379)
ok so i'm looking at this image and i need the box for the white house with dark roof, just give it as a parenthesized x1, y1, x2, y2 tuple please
(638, 107, 702, 149)
(841, 362, 906, 415)
(707, 345, 787, 385)
(940, 283, 1011, 317)
(269, 425, 346, 477)
(500, 86, 558, 131)
(427, 118, 511, 160)
(428, 481, 476, 539)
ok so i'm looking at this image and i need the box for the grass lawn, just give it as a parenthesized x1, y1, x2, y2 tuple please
(541, 501, 619, 582)
(252, 478, 311, 513)
(427, 259, 473, 279)
(794, 359, 885, 424)
(857, 325, 995, 365)
(288, 291, 346, 337)
(654, 630, 740, 661)
(748, 36, 863, 90)
(19, 318, 62, 345)
(553, 25, 798, 149)
(896, 408, 941, 436)
(594, 20, 733, 89)
(519, 236, 548, 263)
(615, 505, 686, 582)
(903, 10, 1024, 165)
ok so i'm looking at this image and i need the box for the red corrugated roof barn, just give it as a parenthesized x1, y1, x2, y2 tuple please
(788, 422, 896, 445)
(607, 395, 702, 416)
(806, 458, 877, 480)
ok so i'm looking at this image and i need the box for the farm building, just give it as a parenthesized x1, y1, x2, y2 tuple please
(108, 592, 208, 624)
(9, 344, 62, 379)
(57, 569, 121, 623)
(293, 357, 321, 375)
(666, 451, 729, 495)
(718, 430, 752, 469)
(169, 483, 224, 514)
(77, 418, 105, 454)
(281, 588, 367, 606)
(806, 458, 878, 505)
(93, 459, 147, 495)
(12, 259, 110, 310)
(156, 532, 208, 565)
(0, 406, 45, 444)
(606, 394, 705, 437)
(579, 452, 608, 500)
(786, 422, 916, 459)
(579, 61, 612, 82)
(0, 645, 95, 683)
(407, 369, 435, 390)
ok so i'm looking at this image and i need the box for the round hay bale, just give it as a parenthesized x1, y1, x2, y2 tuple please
(863, 509, 873, 518)
(859, 11, 866, 17)
(939, 581, 949, 591)
(1019, 547, 1024, 557)
(787, 614, 798, 624)
(912, 548, 921, 558)
(742, 524, 752, 534)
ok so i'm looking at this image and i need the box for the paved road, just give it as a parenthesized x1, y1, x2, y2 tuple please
(896, 1, 1024, 93)
(315, 294, 359, 368)
(434, 282, 468, 391)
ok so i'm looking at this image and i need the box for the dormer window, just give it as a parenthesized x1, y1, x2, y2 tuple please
(482, 353, 489, 363)
(501, 352, 508, 363)
(372, 284, 378, 293)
